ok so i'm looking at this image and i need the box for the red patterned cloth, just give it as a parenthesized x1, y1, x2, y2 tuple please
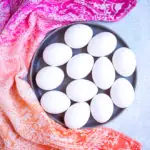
(0, 0, 141, 149)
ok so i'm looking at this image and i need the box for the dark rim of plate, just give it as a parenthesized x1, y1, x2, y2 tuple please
(28, 21, 137, 129)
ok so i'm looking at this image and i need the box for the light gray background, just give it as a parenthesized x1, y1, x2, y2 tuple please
(98, 1, 150, 149)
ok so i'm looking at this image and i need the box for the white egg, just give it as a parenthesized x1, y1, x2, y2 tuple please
(36, 66, 64, 90)
(92, 57, 115, 90)
(66, 79, 98, 102)
(66, 53, 94, 79)
(41, 91, 71, 114)
(43, 43, 72, 66)
(87, 32, 117, 57)
(112, 47, 136, 77)
(64, 102, 90, 129)
(110, 78, 135, 108)
(91, 94, 114, 123)
(64, 24, 93, 48)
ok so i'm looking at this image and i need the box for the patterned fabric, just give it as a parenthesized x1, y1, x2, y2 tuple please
(0, 0, 141, 149)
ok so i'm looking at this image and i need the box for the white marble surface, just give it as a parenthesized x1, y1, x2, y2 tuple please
(97, 1, 150, 149)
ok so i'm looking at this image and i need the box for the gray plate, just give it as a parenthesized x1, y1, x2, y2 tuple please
(29, 22, 137, 128)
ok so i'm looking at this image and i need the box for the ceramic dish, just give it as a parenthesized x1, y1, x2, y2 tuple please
(29, 22, 137, 128)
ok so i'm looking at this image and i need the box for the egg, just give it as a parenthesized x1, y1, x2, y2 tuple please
(110, 78, 135, 108)
(66, 53, 94, 79)
(64, 102, 90, 129)
(43, 43, 72, 66)
(112, 47, 136, 77)
(92, 57, 115, 90)
(66, 79, 98, 102)
(91, 94, 114, 123)
(36, 66, 64, 90)
(64, 24, 93, 48)
(41, 91, 71, 114)
(87, 32, 117, 57)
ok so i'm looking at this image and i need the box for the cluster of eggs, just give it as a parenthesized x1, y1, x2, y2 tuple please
(36, 24, 136, 129)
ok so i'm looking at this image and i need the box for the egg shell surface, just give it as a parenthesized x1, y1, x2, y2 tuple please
(64, 24, 93, 48)
(41, 91, 71, 114)
(87, 32, 117, 57)
(66, 53, 94, 79)
(66, 79, 98, 102)
(112, 47, 136, 77)
(92, 57, 115, 90)
(110, 78, 135, 108)
(43, 43, 72, 66)
(64, 102, 90, 129)
(91, 93, 114, 123)
(36, 66, 64, 90)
